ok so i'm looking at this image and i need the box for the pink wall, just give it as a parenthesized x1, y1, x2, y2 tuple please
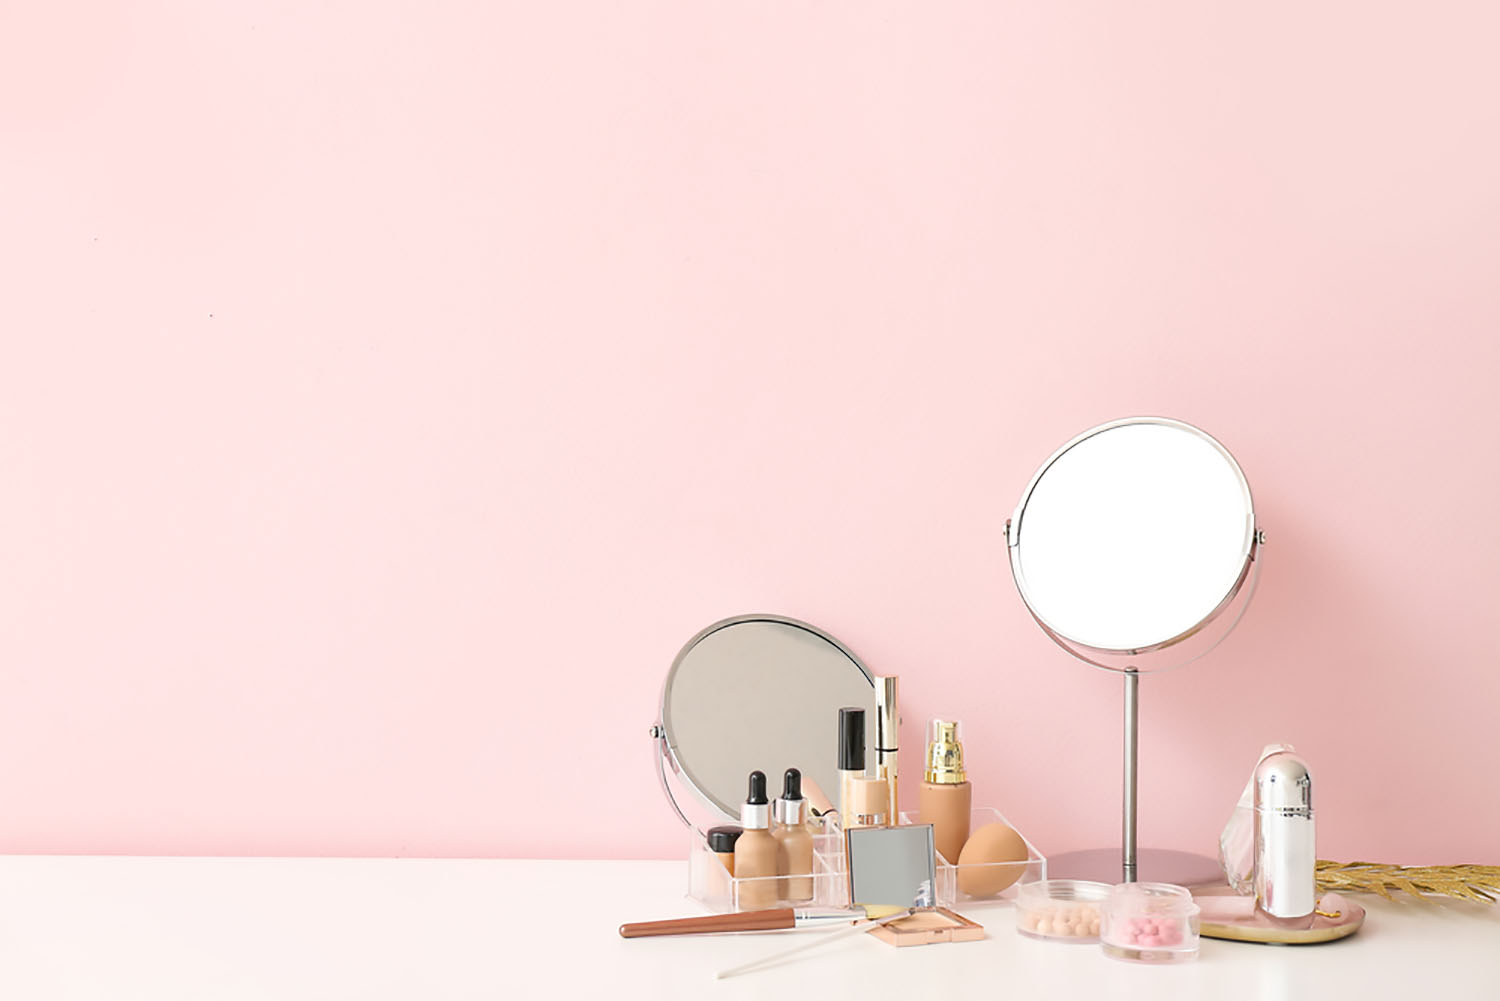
(3, 4, 1497, 863)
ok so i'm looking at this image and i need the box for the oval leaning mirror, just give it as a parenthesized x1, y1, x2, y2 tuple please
(1007, 417, 1263, 884)
(652, 615, 875, 827)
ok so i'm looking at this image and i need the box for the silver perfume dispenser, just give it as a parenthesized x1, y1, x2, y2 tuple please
(1252, 751, 1316, 924)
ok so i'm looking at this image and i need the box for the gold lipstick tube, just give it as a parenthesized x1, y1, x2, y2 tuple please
(874, 676, 900, 823)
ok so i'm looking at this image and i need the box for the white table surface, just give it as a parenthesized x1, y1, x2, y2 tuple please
(1, 856, 1496, 1000)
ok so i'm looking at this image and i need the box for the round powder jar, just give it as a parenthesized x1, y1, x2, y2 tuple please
(1015, 880, 1110, 942)
(1100, 882, 1200, 963)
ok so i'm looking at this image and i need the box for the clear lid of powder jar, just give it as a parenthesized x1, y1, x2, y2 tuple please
(1015, 879, 1111, 943)
(1100, 881, 1201, 964)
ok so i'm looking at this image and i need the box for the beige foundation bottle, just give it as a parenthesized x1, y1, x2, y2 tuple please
(773, 769, 814, 903)
(733, 771, 778, 910)
(848, 776, 889, 829)
(919, 718, 972, 864)
(837, 707, 866, 829)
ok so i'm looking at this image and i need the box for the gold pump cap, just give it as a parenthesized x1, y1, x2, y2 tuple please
(924, 719, 967, 784)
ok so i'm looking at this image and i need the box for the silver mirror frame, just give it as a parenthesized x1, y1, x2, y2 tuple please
(1006, 416, 1263, 669)
(650, 613, 876, 829)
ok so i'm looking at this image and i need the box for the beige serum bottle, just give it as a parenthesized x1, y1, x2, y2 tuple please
(733, 771, 778, 910)
(920, 718, 972, 864)
(773, 768, 814, 903)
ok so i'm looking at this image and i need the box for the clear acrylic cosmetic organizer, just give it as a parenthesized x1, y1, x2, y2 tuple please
(686, 806, 1045, 912)
(686, 824, 848, 912)
(903, 807, 1047, 907)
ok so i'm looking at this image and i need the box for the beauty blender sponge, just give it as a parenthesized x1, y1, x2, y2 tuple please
(955, 823, 1029, 897)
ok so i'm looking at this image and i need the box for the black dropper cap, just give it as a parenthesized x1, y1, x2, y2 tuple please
(747, 770, 769, 805)
(782, 767, 803, 801)
(838, 707, 866, 771)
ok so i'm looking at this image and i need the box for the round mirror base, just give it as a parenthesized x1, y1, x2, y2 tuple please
(1045, 848, 1226, 888)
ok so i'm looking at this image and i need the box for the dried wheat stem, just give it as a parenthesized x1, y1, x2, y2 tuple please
(1315, 861, 1500, 903)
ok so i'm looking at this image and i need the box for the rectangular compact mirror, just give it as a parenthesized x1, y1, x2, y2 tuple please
(846, 824, 985, 948)
(846, 824, 937, 915)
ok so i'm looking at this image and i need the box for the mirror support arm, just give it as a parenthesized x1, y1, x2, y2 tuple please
(651, 725, 695, 829)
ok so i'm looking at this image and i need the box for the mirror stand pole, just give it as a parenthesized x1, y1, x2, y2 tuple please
(1122, 667, 1139, 883)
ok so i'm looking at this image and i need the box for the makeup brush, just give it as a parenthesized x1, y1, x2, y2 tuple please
(715, 909, 914, 980)
(618, 907, 863, 939)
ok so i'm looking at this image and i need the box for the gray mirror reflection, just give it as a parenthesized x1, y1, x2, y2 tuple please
(847, 825, 937, 910)
(663, 616, 875, 822)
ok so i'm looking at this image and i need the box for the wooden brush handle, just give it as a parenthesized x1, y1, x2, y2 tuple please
(619, 908, 796, 938)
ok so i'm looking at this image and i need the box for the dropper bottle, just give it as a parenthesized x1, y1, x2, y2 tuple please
(773, 768, 813, 903)
(733, 770, 778, 909)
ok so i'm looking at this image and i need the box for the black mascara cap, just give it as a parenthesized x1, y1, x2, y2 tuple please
(838, 707, 866, 771)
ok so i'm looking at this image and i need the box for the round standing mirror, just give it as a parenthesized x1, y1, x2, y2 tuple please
(1010, 418, 1258, 665)
(1007, 417, 1263, 882)
(653, 615, 875, 827)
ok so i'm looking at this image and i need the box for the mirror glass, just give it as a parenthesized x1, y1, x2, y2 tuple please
(1009, 418, 1255, 657)
(847, 825, 937, 910)
(660, 615, 875, 824)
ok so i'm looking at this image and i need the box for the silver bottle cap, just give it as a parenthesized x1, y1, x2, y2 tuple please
(1254, 752, 1313, 816)
(741, 771, 771, 830)
(774, 797, 806, 825)
(740, 800, 768, 829)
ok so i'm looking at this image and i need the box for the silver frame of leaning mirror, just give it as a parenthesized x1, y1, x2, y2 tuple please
(650, 613, 876, 829)
(1003, 417, 1265, 883)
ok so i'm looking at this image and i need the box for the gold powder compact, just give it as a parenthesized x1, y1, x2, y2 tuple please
(869, 908, 984, 947)
(845, 825, 985, 948)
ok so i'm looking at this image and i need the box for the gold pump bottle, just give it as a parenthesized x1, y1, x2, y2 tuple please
(919, 719, 972, 864)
